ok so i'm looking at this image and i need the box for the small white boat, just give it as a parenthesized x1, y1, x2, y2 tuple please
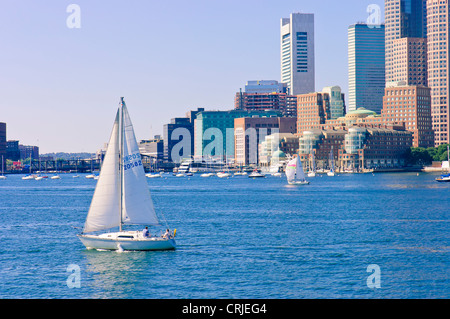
(85, 174, 96, 179)
(327, 147, 335, 177)
(78, 98, 176, 251)
(201, 172, 214, 177)
(217, 172, 231, 178)
(146, 173, 162, 178)
(22, 175, 36, 180)
(176, 173, 185, 177)
(248, 169, 265, 178)
(35, 176, 45, 181)
(51, 175, 61, 179)
(286, 157, 309, 185)
(272, 172, 282, 177)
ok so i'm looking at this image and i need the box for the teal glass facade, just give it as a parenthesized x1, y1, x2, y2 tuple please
(348, 23, 385, 114)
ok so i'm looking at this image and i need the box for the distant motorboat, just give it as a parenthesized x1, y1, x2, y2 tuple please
(85, 174, 96, 179)
(51, 175, 61, 179)
(22, 175, 36, 180)
(248, 169, 265, 178)
(436, 173, 450, 182)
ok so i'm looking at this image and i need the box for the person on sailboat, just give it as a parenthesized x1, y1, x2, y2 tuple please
(143, 226, 150, 238)
(163, 229, 171, 239)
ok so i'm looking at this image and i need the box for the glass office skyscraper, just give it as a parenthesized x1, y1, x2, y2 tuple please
(348, 23, 386, 113)
(280, 13, 315, 95)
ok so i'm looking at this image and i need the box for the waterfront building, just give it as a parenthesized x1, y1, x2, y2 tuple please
(163, 108, 204, 163)
(6, 140, 20, 161)
(19, 144, 39, 160)
(296, 86, 346, 133)
(427, 0, 449, 145)
(194, 110, 282, 162)
(298, 128, 347, 170)
(234, 117, 296, 165)
(297, 83, 433, 148)
(348, 23, 386, 113)
(385, 0, 428, 83)
(281, 13, 315, 95)
(0, 122, 6, 169)
(382, 83, 434, 147)
(139, 136, 164, 160)
(298, 124, 413, 170)
(260, 132, 299, 159)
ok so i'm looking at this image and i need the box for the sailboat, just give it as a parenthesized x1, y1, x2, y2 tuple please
(51, 160, 61, 179)
(78, 98, 176, 251)
(0, 156, 6, 179)
(308, 152, 316, 177)
(286, 156, 309, 185)
(327, 147, 335, 176)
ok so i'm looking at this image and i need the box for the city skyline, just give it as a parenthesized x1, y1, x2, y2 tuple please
(0, 0, 384, 153)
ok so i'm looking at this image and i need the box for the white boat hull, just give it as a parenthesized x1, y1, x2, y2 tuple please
(288, 180, 310, 185)
(78, 231, 176, 251)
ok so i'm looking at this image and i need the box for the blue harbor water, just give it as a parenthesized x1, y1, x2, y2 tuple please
(0, 172, 448, 299)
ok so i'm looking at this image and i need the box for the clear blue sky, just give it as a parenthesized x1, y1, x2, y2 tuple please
(0, 0, 384, 153)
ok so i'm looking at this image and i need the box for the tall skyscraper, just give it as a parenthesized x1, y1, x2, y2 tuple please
(385, 0, 428, 83)
(280, 13, 315, 95)
(348, 23, 386, 113)
(427, 0, 449, 145)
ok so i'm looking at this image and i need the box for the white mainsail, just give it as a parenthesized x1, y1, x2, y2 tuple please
(286, 157, 297, 183)
(82, 99, 159, 234)
(286, 157, 306, 183)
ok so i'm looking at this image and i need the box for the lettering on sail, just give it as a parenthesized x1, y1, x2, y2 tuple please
(123, 152, 142, 171)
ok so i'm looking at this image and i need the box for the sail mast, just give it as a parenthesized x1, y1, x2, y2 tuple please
(119, 97, 125, 232)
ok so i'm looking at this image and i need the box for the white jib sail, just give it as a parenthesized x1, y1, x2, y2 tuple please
(121, 103, 159, 226)
(286, 158, 297, 182)
(83, 110, 121, 233)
